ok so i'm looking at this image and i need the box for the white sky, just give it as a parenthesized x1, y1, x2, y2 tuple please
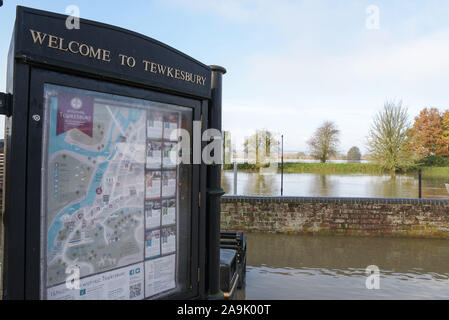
(2, 1, 449, 154)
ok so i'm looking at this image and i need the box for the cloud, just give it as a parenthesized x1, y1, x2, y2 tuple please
(353, 29, 449, 80)
(221, 21, 449, 152)
(248, 27, 449, 93)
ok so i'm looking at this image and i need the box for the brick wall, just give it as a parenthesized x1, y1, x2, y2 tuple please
(221, 196, 449, 239)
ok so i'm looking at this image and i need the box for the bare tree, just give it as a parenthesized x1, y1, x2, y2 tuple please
(367, 100, 413, 173)
(243, 129, 278, 167)
(307, 121, 340, 163)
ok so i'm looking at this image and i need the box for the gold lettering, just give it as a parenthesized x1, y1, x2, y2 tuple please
(57, 38, 69, 52)
(119, 54, 127, 66)
(79, 44, 90, 56)
(68, 41, 80, 54)
(142, 59, 151, 71)
(102, 50, 111, 62)
(150, 62, 157, 73)
(29, 29, 116, 66)
(89, 47, 102, 60)
(167, 67, 174, 78)
(128, 56, 136, 68)
(48, 35, 59, 49)
(157, 64, 166, 75)
(27, 29, 209, 87)
(119, 54, 135, 67)
(29, 29, 48, 45)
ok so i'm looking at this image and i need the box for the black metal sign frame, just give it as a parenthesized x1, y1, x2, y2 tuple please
(1, 6, 223, 300)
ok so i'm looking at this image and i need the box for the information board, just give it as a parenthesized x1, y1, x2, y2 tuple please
(40, 84, 191, 300)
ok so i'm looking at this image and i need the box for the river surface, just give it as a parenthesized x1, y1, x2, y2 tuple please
(236, 233, 449, 300)
(222, 171, 449, 199)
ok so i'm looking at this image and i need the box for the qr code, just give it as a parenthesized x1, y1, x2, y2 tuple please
(129, 283, 142, 299)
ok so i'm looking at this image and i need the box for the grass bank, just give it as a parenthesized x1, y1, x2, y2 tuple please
(281, 162, 384, 174)
(223, 162, 384, 174)
(414, 166, 449, 178)
(223, 162, 449, 178)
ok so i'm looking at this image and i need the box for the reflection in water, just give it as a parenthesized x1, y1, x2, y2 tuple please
(308, 174, 331, 197)
(242, 173, 278, 196)
(236, 234, 449, 300)
(222, 171, 449, 199)
(221, 171, 232, 194)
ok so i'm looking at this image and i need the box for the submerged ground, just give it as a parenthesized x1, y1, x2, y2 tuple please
(236, 233, 449, 300)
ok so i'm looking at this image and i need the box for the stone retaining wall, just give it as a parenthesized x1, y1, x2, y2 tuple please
(221, 196, 449, 239)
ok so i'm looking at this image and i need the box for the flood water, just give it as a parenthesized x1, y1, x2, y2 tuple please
(222, 171, 449, 199)
(236, 233, 449, 300)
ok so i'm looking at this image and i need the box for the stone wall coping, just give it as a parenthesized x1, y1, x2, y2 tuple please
(222, 195, 449, 206)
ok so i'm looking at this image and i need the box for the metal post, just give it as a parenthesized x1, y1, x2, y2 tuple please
(206, 65, 226, 299)
(281, 135, 284, 196)
(419, 169, 422, 199)
(233, 161, 238, 195)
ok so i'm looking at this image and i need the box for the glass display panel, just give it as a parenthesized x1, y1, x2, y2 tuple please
(40, 84, 192, 300)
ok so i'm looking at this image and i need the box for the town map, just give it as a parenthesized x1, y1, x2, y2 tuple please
(44, 85, 147, 288)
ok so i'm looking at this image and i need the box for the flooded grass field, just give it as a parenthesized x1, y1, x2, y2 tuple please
(223, 171, 449, 199)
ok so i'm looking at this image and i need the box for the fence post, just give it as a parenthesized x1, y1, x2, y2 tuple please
(419, 169, 422, 199)
(233, 161, 238, 195)
(281, 135, 284, 196)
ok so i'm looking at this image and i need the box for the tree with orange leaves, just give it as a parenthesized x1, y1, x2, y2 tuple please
(442, 111, 449, 156)
(410, 108, 449, 157)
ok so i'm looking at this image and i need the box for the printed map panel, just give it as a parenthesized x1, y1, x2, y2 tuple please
(44, 85, 147, 288)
